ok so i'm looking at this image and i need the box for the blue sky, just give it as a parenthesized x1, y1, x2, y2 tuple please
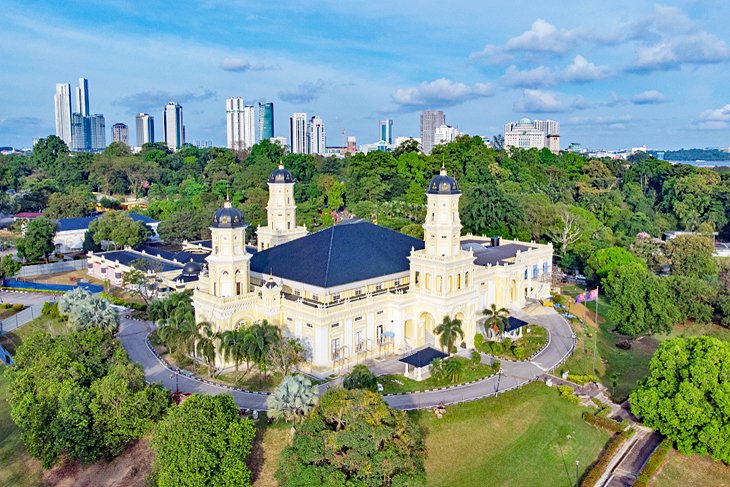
(2, 0, 730, 150)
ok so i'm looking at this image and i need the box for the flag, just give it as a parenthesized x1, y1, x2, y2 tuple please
(575, 292, 587, 303)
(585, 288, 598, 302)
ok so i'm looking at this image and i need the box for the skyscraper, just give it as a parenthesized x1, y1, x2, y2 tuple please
(164, 102, 184, 150)
(90, 115, 106, 151)
(379, 119, 393, 145)
(243, 105, 255, 149)
(504, 118, 560, 153)
(226, 97, 246, 151)
(346, 136, 357, 154)
(112, 123, 129, 145)
(71, 112, 89, 151)
(136, 113, 154, 146)
(54, 83, 72, 146)
(307, 115, 326, 155)
(258, 102, 274, 142)
(77, 78, 89, 117)
(419, 110, 445, 155)
(289, 113, 307, 154)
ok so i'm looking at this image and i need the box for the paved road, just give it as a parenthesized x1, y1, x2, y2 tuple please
(604, 428, 662, 487)
(0, 291, 576, 411)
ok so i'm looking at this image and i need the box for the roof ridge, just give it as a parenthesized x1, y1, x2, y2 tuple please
(323, 225, 336, 287)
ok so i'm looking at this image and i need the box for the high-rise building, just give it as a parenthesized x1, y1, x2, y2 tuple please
(434, 124, 461, 147)
(346, 136, 357, 154)
(289, 113, 307, 154)
(90, 114, 106, 151)
(112, 123, 129, 145)
(136, 113, 154, 146)
(164, 102, 184, 150)
(70, 112, 89, 151)
(258, 102, 274, 142)
(54, 83, 73, 146)
(226, 97, 246, 151)
(379, 119, 393, 145)
(76, 78, 89, 117)
(307, 116, 326, 155)
(504, 118, 560, 153)
(243, 105, 255, 149)
(420, 110, 445, 155)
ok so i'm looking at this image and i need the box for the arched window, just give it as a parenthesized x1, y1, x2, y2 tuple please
(465, 271, 470, 287)
(543, 261, 549, 274)
(448, 275, 453, 292)
(436, 275, 443, 292)
(425, 273, 431, 290)
(457, 273, 461, 290)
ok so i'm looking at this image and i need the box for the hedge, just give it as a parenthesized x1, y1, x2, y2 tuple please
(579, 429, 636, 487)
(582, 411, 628, 433)
(558, 385, 580, 404)
(567, 373, 598, 385)
(633, 438, 673, 487)
(99, 292, 147, 311)
(0, 287, 64, 295)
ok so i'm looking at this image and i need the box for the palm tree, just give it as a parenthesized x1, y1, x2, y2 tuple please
(483, 304, 510, 339)
(441, 359, 465, 383)
(219, 325, 248, 372)
(243, 320, 281, 375)
(196, 321, 217, 377)
(433, 315, 464, 353)
(266, 374, 319, 425)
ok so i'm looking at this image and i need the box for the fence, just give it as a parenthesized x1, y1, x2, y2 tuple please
(16, 259, 87, 277)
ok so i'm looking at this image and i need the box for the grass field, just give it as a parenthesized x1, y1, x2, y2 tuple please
(250, 421, 291, 487)
(412, 381, 610, 487)
(0, 314, 69, 355)
(652, 449, 730, 486)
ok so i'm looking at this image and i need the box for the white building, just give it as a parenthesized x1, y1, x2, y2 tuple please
(164, 102, 185, 150)
(307, 115, 326, 155)
(136, 113, 154, 147)
(504, 118, 560, 153)
(289, 113, 307, 154)
(434, 124, 461, 147)
(226, 98, 255, 151)
(53, 213, 159, 254)
(192, 166, 553, 374)
(54, 83, 73, 146)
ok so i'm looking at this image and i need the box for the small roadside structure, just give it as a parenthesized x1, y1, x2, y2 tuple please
(399, 347, 448, 381)
(486, 316, 528, 341)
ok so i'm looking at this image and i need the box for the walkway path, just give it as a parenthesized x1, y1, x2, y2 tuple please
(0, 290, 577, 411)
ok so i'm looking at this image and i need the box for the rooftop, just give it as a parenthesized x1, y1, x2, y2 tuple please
(461, 241, 534, 266)
(57, 213, 157, 232)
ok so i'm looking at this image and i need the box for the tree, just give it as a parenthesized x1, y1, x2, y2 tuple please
(630, 336, 730, 463)
(151, 394, 256, 487)
(88, 211, 150, 249)
(219, 327, 248, 372)
(122, 258, 163, 304)
(547, 204, 587, 256)
(483, 304, 510, 338)
(665, 234, 718, 279)
(44, 190, 95, 219)
(58, 287, 120, 334)
(343, 364, 378, 391)
(440, 358, 465, 383)
(604, 265, 680, 336)
(156, 209, 211, 244)
(585, 246, 646, 287)
(0, 255, 20, 278)
(522, 193, 556, 241)
(277, 388, 426, 487)
(32, 135, 69, 176)
(242, 320, 281, 374)
(666, 275, 716, 323)
(267, 374, 319, 424)
(195, 322, 217, 377)
(16, 216, 56, 262)
(433, 315, 465, 353)
(267, 337, 305, 376)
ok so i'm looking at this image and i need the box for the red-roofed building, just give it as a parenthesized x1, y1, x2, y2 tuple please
(13, 212, 42, 222)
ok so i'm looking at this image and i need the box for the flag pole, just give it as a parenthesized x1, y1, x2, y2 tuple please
(592, 286, 598, 377)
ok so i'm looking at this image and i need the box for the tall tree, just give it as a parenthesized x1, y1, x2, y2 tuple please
(433, 315, 465, 353)
(483, 304, 510, 337)
(88, 211, 150, 249)
(16, 217, 57, 262)
(665, 234, 718, 279)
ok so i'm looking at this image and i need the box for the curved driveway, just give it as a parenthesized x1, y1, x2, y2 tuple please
(117, 306, 575, 411)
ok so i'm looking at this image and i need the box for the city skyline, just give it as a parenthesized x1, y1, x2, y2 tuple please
(3, 1, 730, 149)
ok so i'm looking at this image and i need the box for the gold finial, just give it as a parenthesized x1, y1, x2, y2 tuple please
(278, 158, 284, 170)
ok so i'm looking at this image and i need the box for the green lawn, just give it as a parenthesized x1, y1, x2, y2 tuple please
(489, 325, 548, 360)
(379, 356, 496, 394)
(412, 381, 610, 487)
(652, 449, 730, 486)
(561, 286, 730, 402)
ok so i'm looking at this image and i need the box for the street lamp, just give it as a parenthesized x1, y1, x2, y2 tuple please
(169, 370, 179, 394)
(496, 369, 503, 394)
(575, 460, 580, 486)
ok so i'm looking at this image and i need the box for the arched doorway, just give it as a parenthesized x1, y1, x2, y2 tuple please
(510, 280, 517, 303)
(404, 319, 415, 342)
(418, 312, 436, 346)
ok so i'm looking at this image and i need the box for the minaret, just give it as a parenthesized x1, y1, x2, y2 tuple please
(206, 199, 250, 297)
(423, 167, 462, 257)
(257, 163, 308, 250)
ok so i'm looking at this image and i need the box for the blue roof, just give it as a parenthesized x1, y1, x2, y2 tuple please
(56, 213, 157, 232)
(99, 250, 184, 272)
(137, 245, 208, 264)
(505, 316, 529, 332)
(461, 242, 533, 267)
(399, 347, 448, 368)
(250, 221, 424, 288)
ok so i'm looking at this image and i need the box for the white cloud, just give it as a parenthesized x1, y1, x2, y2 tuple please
(513, 89, 571, 113)
(699, 104, 730, 122)
(630, 90, 666, 105)
(562, 55, 611, 83)
(220, 57, 251, 72)
(278, 79, 326, 103)
(503, 19, 583, 54)
(391, 78, 494, 108)
(501, 65, 555, 88)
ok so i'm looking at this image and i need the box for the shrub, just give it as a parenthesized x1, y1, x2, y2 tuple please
(501, 337, 512, 349)
(491, 342, 504, 354)
(580, 430, 635, 487)
(582, 411, 625, 433)
(478, 341, 491, 354)
(513, 346, 525, 360)
(634, 439, 673, 487)
(343, 365, 378, 391)
(470, 350, 481, 364)
(491, 360, 501, 374)
(474, 333, 484, 349)
(12, 303, 25, 311)
(567, 374, 598, 385)
(1, 303, 12, 309)
(557, 385, 580, 404)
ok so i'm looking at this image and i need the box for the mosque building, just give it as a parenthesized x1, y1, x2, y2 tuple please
(191, 164, 553, 373)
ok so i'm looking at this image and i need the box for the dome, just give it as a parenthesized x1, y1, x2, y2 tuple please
(427, 167, 460, 195)
(519, 117, 531, 124)
(264, 279, 278, 289)
(268, 163, 294, 184)
(212, 200, 245, 228)
(182, 261, 201, 277)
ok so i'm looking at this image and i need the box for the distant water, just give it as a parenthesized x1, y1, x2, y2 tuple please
(666, 160, 730, 167)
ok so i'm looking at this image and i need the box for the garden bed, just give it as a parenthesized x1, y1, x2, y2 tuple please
(379, 356, 498, 394)
(477, 325, 548, 361)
